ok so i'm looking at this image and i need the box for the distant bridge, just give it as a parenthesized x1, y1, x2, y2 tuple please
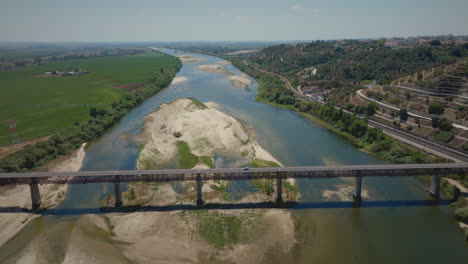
(0, 163, 467, 210)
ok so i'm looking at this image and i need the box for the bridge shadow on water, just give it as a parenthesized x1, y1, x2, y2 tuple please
(0, 199, 453, 216)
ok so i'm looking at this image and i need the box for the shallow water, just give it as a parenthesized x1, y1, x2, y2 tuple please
(0, 50, 466, 263)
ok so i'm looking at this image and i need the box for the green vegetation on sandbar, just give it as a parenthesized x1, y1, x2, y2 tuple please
(199, 156, 215, 168)
(176, 141, 215, 169)
(186, 209, 264, 249)
(187, 97, 208, 109)
(0, 51, 179, 146)
(252, 179, 275, 195)
(252, 158, 280, 168)
(177, 141, 199, 169)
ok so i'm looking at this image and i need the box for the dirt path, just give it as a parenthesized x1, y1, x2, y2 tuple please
(0, 136, 51, 159)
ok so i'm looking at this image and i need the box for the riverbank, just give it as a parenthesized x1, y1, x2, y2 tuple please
(0, 143, 86, 248)
(171, 76, 188, 84)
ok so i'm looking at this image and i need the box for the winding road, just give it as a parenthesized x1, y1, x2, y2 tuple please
(251, 65, 468, 163)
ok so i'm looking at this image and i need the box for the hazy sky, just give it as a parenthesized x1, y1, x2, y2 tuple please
(1, 0, 467, 42)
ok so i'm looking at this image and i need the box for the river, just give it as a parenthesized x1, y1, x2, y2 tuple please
(0, 50, 466, 263)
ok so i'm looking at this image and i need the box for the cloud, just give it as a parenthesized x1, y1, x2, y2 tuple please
(290, 4, 305, 12)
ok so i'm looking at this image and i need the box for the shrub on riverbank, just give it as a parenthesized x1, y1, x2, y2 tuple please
(0, 60, 182, 173)
(455, 208, 468, 224)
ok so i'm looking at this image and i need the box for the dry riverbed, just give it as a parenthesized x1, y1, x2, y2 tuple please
(0, 143, 86, 248)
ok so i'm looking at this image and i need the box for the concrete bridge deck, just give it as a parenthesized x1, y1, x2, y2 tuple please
(0, 163, 467, 209)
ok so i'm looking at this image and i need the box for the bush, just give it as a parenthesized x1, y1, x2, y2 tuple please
(428, 102, 445, 115)
(434, 131, 454, 143)
(432, 117, 452, 131)
(455, 207, 468, 224)
(399, 108, 409, 121)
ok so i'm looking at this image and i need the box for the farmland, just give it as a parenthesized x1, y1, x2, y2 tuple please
(0, 51, 179, 146)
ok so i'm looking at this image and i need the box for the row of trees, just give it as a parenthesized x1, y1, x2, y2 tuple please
(0, 60, 182, 173)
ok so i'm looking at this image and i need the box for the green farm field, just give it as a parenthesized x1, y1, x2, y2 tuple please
(0, 51, 179, 146)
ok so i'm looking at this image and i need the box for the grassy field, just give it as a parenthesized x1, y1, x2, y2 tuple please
(0, 51, 178, 145)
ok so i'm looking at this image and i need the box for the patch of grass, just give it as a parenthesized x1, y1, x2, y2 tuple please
(187, 97, 207, 109)
(123, 187, 137, 201)
(252, 158, 280, 168)
(199, 156, 214, 168)
(177, 141, 198, 169)
(0, 52, 178, 145)
(283, 181, 297, 193)
(434, 131, 454, 143)
(192, 210, 264, 249)
(252, 179, 275, 195)
(138, 158, 161, 170)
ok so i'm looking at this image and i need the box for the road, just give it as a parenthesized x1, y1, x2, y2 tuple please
(253, 66, 468, 163)
(357, 89, 468, 130)
(386, 84, 468, 100)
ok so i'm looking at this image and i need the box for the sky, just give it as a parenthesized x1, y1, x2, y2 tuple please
(1, 0, 467, 42)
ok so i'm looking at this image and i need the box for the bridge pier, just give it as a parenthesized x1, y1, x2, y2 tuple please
(276, 177, 283, 203)
(196, 174, 203, 207)
(429, 175, 441, 199)
(353, 176, 362, 201)
(114, 176, 123, 207)
(29, 177, 41, 210)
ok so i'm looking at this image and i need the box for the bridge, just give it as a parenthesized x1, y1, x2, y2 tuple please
(0, 163, 467, 210)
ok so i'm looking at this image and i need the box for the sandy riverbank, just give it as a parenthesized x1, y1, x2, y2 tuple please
(0, 143, 86, 248)
(216, 60, 231, 65)
(171, 76, 188, 85)
(176, 55, 207, 63)
(228, 74, 252, 89)
(198, 64, 252, 90)
(197, 64, 232, 75)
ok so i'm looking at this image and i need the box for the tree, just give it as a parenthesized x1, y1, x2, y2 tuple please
(349, 119, 367, 138)
(366, 127, 383, 143)
(365, 102, 377, 116)
(438, 118, 453, 131)
(89, 107, 98, 118)
(399, 108, 409, 121)
(428, 102, 445, 115)
(429, 40, 441, 46)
